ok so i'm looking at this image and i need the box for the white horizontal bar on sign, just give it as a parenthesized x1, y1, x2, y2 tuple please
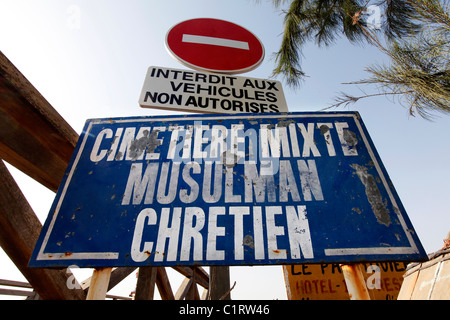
(38, 252, 119, 260)
(182, 34, 249, 50)
(324, 247, 418, 256)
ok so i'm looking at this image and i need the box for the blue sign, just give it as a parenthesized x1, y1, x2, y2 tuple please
(29, 112, 427, 268)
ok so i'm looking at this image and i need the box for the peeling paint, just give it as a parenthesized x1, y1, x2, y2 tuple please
(319, 124, 334, 149)
(129, 129, 161, 160)
(277, 119, 295, 127)
(335, 123, 358, 156)
(114, 151, 123, 161)
(222, 150, 239, 168)
(351, 164, 391, 227)
(343, 129, 358, 147)
(319, 124, 330, 135)
(243, 235, 254, 249)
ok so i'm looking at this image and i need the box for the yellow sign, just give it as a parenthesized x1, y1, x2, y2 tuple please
(283, 262, 408, 300)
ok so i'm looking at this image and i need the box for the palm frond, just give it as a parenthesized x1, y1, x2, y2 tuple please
(272, 0, 308, 87)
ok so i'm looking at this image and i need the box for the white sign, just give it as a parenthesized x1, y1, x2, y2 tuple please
(139, 66, 288, 114)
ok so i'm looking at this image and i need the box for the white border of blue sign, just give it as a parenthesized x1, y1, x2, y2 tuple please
(29, 112, 427, 268)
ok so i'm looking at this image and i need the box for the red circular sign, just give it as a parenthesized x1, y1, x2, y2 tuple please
(165, 18, 265, 74)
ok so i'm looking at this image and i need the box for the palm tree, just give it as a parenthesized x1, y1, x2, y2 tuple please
(271, 0, 421, 87)
(329, 0, 450, 118)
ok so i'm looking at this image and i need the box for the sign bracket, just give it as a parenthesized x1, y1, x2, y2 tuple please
(86, 267, 112, 300)
(341, 264, 371, 300)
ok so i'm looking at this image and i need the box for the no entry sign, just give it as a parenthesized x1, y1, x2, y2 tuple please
(165, 18, 265, 74)
(29, 112, 427, 268)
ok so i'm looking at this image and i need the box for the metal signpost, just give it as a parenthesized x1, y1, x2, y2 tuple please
(29, 112, 426, 271)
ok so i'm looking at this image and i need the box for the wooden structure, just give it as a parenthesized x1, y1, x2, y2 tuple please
(0, 51, 213, 300)
(398, 232, 450, 300)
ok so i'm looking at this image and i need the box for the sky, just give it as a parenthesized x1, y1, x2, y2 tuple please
(0, 0, 449, 300)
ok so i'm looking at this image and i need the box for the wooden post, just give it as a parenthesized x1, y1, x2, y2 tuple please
(155, 267, 175, 300)
(135, 267, 157, 300)
(209, 266, 231, 300)
(0, 51, 79, 192)
(185, 267, 200, 300)
(340, 264, 370, 300)
(86, 268, 112, 300)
